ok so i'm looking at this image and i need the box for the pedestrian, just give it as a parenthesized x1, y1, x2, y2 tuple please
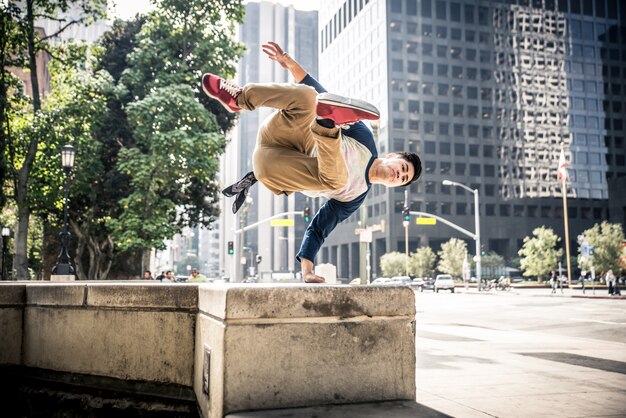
(580, 270, 586, 294)
(155, 271, 165, 281)
(142, 270, 153, 280)
(550, 270, 557, 294)
(162, 270, 175, 283)
(607, 269, 615, 295)
(203, 42, 422, 283)
(189, 268, 209, 283)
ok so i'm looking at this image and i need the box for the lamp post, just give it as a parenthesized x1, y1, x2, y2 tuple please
(52, 145, 76, 276)
(442, 180, 481, 290)
(1, 227, 9, 280)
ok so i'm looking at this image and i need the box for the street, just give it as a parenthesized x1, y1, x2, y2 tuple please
(415, 289, 626, 417)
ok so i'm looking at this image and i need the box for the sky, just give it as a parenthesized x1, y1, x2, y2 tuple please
(111, 0, 318, 20)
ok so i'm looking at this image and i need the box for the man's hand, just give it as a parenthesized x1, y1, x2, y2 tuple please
(261, 41, 307, 82)
(262, 42, 291, 70)
(301, 258, 325, 283)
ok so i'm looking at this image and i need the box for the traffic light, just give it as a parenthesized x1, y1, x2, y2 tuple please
(481, 245, 485, 256)
(227, 241, 234, 255)
(403, 206, 410, 222)
(303, 207, 311, 223)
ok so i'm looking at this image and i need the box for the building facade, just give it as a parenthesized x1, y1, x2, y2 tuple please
(220, 2, 318, 281)
(318, 0, 626, 280)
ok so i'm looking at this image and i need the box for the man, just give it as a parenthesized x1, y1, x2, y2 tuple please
(142, 270, 153, 280)
(188, 268, 209, 283)
(203, 42, 421, 283)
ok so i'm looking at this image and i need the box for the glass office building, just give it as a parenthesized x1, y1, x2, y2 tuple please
(318, 0, 625, 279)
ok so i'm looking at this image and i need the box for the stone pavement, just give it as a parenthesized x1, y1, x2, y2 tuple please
(229, 289, 626, 418)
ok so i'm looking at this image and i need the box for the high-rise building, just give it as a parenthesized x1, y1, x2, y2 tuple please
(220, 1, 318, 281)
(318, 0, 625, 279)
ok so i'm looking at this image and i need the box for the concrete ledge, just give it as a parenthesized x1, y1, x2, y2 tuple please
(27, 284, 86, 306)
(198, 284, 416, 320)
(87, 283, 198, 310)
(194, 284, 416, 418)
(0, 283, 26, 305)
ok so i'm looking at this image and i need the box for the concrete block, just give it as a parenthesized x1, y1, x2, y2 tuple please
(198, 284, 415, 320)
(23, 307, 195, 386)
(87, 283, 198, 310)
(0, 283, 25, 305)
(0, 308, 22, 365)
(195, 284, 416, 418)
(27, 283, 85, 306)
(50, 274, 75, 281)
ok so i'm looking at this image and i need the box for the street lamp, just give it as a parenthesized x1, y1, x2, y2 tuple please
(52, 145, 76, 276)
(1, 227, 9, 280)
(442, 180, 481, 290)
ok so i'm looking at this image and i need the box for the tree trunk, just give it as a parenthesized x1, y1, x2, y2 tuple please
(71, 219, 88, 280)
(141, 249, 151, 276)
(13, 0, 42, 280)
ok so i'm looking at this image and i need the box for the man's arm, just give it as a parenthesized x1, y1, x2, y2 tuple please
(262, 42, 308, 82)
(296, 196, 366, 283)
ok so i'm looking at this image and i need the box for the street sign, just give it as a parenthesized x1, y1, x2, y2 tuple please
(270, 219, 294, 227)
(416, 218, 436, 225)
(359, 229, 373, 243)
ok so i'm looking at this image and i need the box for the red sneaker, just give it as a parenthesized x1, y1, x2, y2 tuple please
(316, 93, 380, 125)
(201, 73, 242, 113)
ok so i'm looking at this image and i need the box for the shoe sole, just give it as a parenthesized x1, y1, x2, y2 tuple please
(317, 93, 380, 119)
(202, 74, 237, 113)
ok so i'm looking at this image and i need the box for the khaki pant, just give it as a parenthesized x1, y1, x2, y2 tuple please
(237, 83, 348, 195)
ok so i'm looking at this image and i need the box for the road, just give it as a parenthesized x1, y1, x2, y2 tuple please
(415, 288, 626, 417)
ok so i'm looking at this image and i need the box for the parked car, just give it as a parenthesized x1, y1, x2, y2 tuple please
(434, 274, 455, 293)
(389, 276, 413, 286)
(371, 277, 391, 285)
(413, 277, 435, 292)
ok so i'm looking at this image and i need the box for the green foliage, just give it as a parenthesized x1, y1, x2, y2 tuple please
(437, 238, 467, 277)
(518, 226, 563, 277)
(380, 252, 409, 277)
(578, 221, 625, 275)
(481, 251, 505, 278)
(409, 246, 436, 277)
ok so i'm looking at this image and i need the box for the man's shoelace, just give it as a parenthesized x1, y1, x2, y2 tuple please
(220, 79, 240, 97)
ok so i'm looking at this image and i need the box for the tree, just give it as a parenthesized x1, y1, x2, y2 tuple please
(380, 252, 409, 277)
(578, 221, 625, 276)
(409, 246, 436, 277)
(481, 251, 505, 278)
(518, 226, 563, 279)
(437, 238, 467, 277)
(1, 0, 106, 279)
(111, 0, 245, 271)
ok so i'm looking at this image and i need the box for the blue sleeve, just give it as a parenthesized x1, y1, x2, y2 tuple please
(300, 74, 327, 94)
(296, 195, 366, 263)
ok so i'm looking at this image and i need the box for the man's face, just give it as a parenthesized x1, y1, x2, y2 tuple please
(143, 272, 150, 279)
(378, 154, 415, 187)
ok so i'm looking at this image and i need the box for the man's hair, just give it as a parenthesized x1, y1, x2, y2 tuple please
(396, 152, 422, 186)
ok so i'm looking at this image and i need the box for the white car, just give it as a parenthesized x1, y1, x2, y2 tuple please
(434, 274, 455, 293)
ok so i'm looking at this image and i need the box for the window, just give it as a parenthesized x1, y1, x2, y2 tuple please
(423, 101, 435, 114)
(423, 62, 434, 75)
(407, 1, 417, 15)
(484, 165, 495, 177)
(438, 83, 448, 96)
(468, 125, 479, 137)
(437, 45, 447, 58)
(422, 0, 432, 17)
(422, 43, 433, 56)
(439, 122, 449, 135)
(408, 61, 418, 73)
(469, 144, 479, 156)
(437, 64, 448, 76)
(440, 142, 451, 155)
(392, 59, 403, 72)
(438, 102, 449, 116)
(441, 202, 452, 215)
(456, 203, 466, 215)
(453, 104, 464, 117)
(465, 29, 475, 42)
(455, 162, 466, 175)
(452, 66, 463, 79)
(424, 121, 435, 133)
(485, 184, 495, 196)
(391, 0, 402, 13)
(466, 48, 476, 61)
(422, 24, 433, 37)
(450, 2, 461, 22)
(425, 181, 435, 193)
(408, 100, 419, 114)
(422, 82, 433, 94)
(393, 119, 404, 129)
(486, 204, 495, 216)
(464, 4, 474, 23)
(425, 161, 436, 173)
(514, 205, 524, 217)
(467, 86, 478, 99)
(436, 26, 447, 38)
(436, 0, 446, 20)
(440, 161, 451, 174)
(499, 205, 510, 216)
(451, 28, 462, 40)
(454, 143, 465, 155)
(454, 124, 464, 136)
(483, 145, 493, 158)
(424, 141, 436, 154)
(470, 164, 481, 176)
